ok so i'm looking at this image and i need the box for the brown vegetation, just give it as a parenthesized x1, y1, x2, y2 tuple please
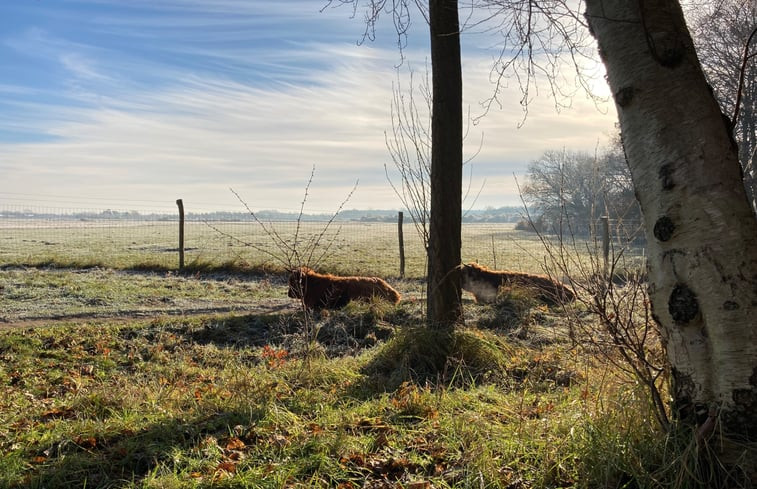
(288, 266, 401, 310)
(461, 262, 575, 305)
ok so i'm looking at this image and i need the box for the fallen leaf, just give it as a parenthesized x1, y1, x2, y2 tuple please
(40, 407, 76, 421)
(269, 433, 290, 447)
(407, 482, 432, 489)
(216, 461, 236, 473)
(340, 453, 365, 466)
(224, 437, 245, 450)
(356, 417, 391, 432)
(73, 435, 97, 449)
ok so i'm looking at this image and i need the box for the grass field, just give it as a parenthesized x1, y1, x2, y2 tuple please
(0, 221, 676, 489)
(0, 219, 639, 278)
(0, 287, 675, 489)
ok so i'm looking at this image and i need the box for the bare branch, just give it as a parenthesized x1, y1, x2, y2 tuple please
(473, 0, 602, 121)
(731, 25, 757, 130)
(307, 179, 359, 268)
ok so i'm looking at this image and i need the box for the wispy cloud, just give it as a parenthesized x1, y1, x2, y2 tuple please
(0, 1, 617, 212)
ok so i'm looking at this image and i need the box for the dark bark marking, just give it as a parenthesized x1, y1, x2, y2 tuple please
(725, 384, 757, 440)
(669, 283, 699, 324)
(723, 300, 740, 311)
(659, 164, 675, 190)
(648, 32, 685, 68)
(719, 368, 757, 441)
(615, 86, 635, 107)
(639, 1, 687, 69)
(671, 368, 705, 424)
(653, 215, 675, 241)
(733, 389, 756, 406)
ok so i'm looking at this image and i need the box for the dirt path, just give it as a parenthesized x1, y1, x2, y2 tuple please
(0, 299, 299, 330)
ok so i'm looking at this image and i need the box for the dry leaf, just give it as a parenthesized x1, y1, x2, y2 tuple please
(224, 437, 245, 450)
(216, 461, 236, 473)
(41, 407, 76, 421)
(73, 435, 97, 449)
(407, 482, 432, 489)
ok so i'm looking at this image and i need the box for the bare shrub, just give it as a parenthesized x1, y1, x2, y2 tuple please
(206, 167, 365, 357)
(518, 187, 669, 431)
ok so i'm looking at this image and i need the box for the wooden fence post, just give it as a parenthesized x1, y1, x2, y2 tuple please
(398, 211, 405, 278)
(176, 199, 185, 270)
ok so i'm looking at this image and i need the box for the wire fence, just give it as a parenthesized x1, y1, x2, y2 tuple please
(0, 203, 646, 278)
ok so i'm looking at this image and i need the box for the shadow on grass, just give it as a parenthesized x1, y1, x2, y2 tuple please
(175, 301, 417, 359)
(1, 259, 289, 278)
(20, 411, 257, 488)
(132, 311, 300, 350)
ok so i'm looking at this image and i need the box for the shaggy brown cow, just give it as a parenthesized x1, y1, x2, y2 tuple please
(288, 267, 401, 309)
(461, 262, 575, 305)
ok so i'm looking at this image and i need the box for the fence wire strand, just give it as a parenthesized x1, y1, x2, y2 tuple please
(0, 204, 646, 278)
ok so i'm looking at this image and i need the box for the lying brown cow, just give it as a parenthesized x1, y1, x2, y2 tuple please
(288, 266, 401, 309)
(461, 262, 575, 305)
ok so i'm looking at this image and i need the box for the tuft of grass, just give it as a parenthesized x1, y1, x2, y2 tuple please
(467, 284, 572, 349)
(363, 326, 517, 390)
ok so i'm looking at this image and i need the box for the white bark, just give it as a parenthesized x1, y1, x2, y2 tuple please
(585, 0, 757, 449)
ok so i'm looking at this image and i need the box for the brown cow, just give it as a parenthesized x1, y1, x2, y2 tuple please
(460, 262, 575, 305)
(288, 267, 401, 309)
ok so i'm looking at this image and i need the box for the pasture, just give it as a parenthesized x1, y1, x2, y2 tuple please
(0, 221, 669, 489)
(0, 219, 627, 277)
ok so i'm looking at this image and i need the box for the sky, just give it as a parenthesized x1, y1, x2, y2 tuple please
(0, 0, 618, 214)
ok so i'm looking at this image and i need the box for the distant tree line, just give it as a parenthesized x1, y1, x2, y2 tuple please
(0, 207, 526, 223)
(519, 138, 641, 237)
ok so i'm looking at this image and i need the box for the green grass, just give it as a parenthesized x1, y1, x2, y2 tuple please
(0, 225, 662, 488)
(0, 292, 677, 489)
(0, 221, 622, 278)
(0, 266, 289, 323)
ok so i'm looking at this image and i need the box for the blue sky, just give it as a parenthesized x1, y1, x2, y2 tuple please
(0, 0, 617, 213)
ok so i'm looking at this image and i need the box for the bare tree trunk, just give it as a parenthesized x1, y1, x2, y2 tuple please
(427, 0, 464, 328)
(586, 0, 757, 479)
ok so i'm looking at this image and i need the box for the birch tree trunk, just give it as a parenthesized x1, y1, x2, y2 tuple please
(585, 0, 757, 477)
(427, 0, 464, 329)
